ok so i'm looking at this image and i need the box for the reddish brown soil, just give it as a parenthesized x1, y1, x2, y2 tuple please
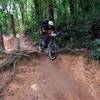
(3, 35, 18, 51)
(3, 35, 36, 51)
(0, 35, 100, 100)
(57, 54, 100, 100)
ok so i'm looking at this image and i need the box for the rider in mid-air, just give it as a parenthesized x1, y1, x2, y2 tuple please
(39, 20, 55, 50)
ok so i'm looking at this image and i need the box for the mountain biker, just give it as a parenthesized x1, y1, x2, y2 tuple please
(40, 20, 55, 48)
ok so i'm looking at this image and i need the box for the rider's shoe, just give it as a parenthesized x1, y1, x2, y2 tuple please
(39, 46, 42, 51)
(38, 46, 45, 53)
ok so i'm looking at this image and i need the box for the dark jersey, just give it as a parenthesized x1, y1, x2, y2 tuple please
(41, 20, 55, 31)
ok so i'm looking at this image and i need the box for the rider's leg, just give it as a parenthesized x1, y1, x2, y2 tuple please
(39, 35, 45, 51)
(45, 37, 51, 48)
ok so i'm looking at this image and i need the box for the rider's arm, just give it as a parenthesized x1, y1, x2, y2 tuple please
(40, 28, 47, 35)
(41, 27, 47, 33)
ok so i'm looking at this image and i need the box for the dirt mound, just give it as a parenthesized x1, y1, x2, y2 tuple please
(57, 54, 100, 100)
(3, 35, 18, 51)
(0, 55, 97, 100)
(0, 35, 100, 100)
(19, 36, 35, 51)
(3, 35, 36, 51)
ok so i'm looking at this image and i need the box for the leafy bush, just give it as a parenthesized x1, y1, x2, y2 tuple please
(32, 32, 41, 44)
(91, 39, 100, 60)
(67, 19, 93, 48)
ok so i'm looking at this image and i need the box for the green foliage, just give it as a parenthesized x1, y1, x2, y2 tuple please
(0, 10, 8, 33)
(32, 32, 41, 44)
(68, 20, 93, 48)
(91, 39, 100, 60)
(91, 39, 100, 49)
(0, 0, 100, 60)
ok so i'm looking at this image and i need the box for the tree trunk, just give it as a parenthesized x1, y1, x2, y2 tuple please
(10, 14, 16, 37)
(79, 0, 90, 12)
(19, 4, 25, 25)
(0, 25, 5, 50)
(17, 0, 25, 25)
(47, 0, 54, 21)
(34, 0, 41, 23)
(69, 0, 76, 14)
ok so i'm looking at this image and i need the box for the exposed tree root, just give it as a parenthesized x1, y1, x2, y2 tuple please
(59, 47, 91, 53)
(0, 47, 92, 93)
(0, 50, 35, 93)
(0, 60, 17, 92)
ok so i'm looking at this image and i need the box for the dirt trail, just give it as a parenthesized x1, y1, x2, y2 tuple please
(0, 35, 100, 100)
(0, 55, 95, 100)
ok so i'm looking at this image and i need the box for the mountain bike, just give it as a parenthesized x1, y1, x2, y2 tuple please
(39, 32, 58, 60)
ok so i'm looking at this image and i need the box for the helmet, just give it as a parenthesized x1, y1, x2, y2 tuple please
(48, 21, 54, 26)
